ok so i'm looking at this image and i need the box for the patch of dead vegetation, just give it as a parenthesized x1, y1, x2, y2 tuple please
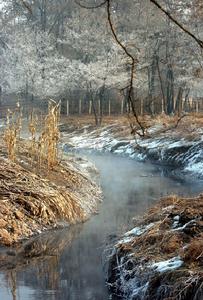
(0, 155, 101, 247)
(0, 103, 101, 247)
(122, 195, 203, 269)
(60, 113, 203, 141)
(108, 194, 203, 299)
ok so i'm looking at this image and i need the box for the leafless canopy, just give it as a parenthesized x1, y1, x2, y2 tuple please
(76, 0, 203, 136)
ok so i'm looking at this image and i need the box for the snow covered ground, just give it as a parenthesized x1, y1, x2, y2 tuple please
(62, 123, 203, 178)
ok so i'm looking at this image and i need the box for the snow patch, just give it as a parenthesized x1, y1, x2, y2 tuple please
(116, 236, 135, 245)
(131, 282, 149, 298)
(124, 223, 155, 237)
(185, 161, 203, 176)
(116, 223, 155, 246)
(172, 219, 197, 231)
(63, 124, 203, 178)
(150, 256, 183, 273)
(172, 215, 180, 228)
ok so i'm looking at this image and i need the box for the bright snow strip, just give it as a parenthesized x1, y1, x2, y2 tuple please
(150, 256, 183, 273)
(185, 161, 203, 177)
(116, 236, 135, 245)
(124, 223, 154, 237)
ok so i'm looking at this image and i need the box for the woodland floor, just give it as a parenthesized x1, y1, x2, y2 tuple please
(60, 112, 203, 140)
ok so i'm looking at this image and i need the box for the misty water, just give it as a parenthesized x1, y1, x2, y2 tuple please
(0, 152, 203, 300)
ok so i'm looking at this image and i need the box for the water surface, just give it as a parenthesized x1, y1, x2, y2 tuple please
(0, 153, 202, 300)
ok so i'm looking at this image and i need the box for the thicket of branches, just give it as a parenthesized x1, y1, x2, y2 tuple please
(0, 0, 203, 127)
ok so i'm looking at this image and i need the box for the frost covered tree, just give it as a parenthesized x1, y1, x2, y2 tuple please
(0, 0, 202, 120)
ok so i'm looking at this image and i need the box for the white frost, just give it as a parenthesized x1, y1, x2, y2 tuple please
(172, 219, 196, 231)
(124, 223, 155, 237)
(150, 256, 183, 273)
(116, 223, 155, 246)
(116, 236, 135, 245)
(132, 282, 149, 298)
(185, 161, 203, 177)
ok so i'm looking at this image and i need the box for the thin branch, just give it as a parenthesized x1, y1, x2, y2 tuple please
(0, 37, 9, 49)
(76, 0, 145, 136)
(75, 0, 107, 9)
(156, 55, 166, 111)
(106, 0, 145, 137)
(106, 1, 136, 62)
(174, 113, 186, 128)
(19, 0, 33, 15)
(150, 0, 203, 48)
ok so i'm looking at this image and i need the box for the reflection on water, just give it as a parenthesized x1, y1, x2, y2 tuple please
(0, 153, 203, 300)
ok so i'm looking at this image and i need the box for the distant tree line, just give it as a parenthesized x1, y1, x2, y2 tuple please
(0, 0, 202, 125)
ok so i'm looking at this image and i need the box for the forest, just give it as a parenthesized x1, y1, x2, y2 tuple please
(0, 0, 202, 118)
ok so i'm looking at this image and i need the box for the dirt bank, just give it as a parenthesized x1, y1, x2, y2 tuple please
(0, 142, 101, 247)
(61, 114, 203, 178)
(106, 195, 203, 300)
(59, 115, 203, 299)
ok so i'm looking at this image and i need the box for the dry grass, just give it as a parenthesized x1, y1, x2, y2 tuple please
(3, 100, 61, 170)
(3, 104, 22, 161)
(0, 158, 83, 246)
(117, 194, 203, 272)
(0, 153, 101, 246)
(181, 233, 203, 264)
(0, 101, 101, 247)
(109, 194, 203, 299)
(38, 100, 60, 169)
(27, 100, 61, 170)
(60, 112, 203, 141)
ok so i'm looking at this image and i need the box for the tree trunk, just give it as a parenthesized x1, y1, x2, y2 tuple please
(148, 55, 156, 115)
(79, 99, 82, 115)
(108, 99, 111, 116)
(89, 100, 92, 115)
(140, 98, 144, 116)
(166, 65, 174, 114)
(156, 55, 166, 114)
(66, 100, 69, 116)
(175, 87, 183, 116)
(98, 99, 101, 117)
(196, 101, 199, 113)
(121, 99, 124, 114)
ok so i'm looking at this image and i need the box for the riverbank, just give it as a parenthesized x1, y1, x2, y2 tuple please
(0, 139, 101, 247)
(107, 194, 203, 300)
(61, 114, 203, 178)
(61, 114, 203, 299)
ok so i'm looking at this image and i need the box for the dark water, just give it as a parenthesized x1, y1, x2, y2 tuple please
(0, 153, 203, 300)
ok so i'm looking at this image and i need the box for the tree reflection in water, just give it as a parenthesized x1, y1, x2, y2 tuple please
(1, 224, 82, 300)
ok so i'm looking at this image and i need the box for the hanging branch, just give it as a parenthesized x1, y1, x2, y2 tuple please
(150, 0, 203, 48)
(106, 0, 145, 137)
(19, 0, 33, 15)
(76, 0, 146, 137)
(75, 0, 107, 9)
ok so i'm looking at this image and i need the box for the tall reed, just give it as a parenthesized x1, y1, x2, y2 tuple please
(4, 103, 22, 161)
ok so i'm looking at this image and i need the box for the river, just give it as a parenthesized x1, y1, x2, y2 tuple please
(0, 152, 202, 300)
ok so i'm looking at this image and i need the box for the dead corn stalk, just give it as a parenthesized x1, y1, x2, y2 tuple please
(4, 103, 22, 161)
(38, 99, 61, 169)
